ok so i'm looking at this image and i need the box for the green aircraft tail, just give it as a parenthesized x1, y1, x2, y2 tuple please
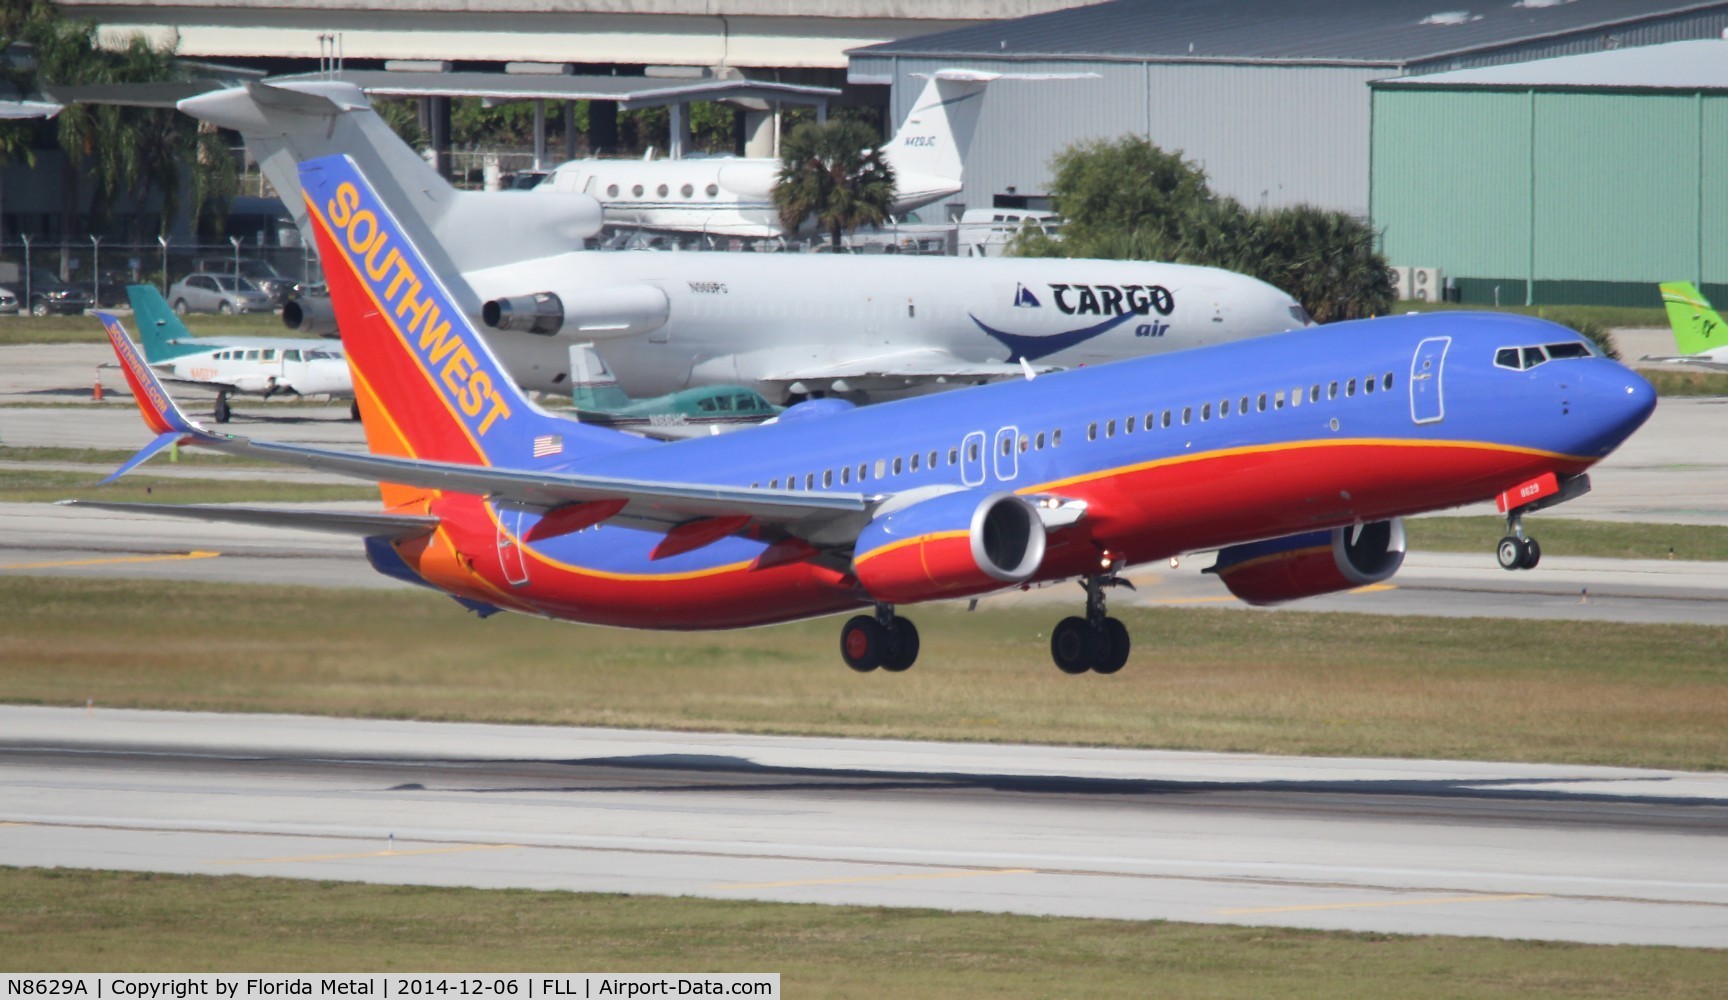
(568, 343, 633, 413)
(125, 284, 204, 362)
(1659, 281, 1725, 356)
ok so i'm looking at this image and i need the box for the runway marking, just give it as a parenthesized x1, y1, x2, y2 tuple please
(1219, 893, 1547, 915)
(210, 843, 521, 865)
(715, 868, 1034, 891)
(0, 551, 221, 571)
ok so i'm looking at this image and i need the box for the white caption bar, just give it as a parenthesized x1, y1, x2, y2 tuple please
(2, 976, 778, 1000)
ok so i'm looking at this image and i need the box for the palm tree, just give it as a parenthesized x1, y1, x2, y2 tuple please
(772, 118, 895, 250)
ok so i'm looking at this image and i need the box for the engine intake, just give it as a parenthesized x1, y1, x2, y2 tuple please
(853, 490, 1045, 604)
(480, 284, 669, 340)
(483, 293, 564, 335)
(282, 295, 337, 335)
(1207, 518, 1406, 606)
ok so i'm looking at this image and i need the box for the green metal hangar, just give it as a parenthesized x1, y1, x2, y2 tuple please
(847, 0, 1728, 228)
(1372, 39, 1728, 307)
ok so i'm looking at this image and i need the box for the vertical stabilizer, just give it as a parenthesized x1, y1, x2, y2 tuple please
(569, 344, 632, 413)
(126, 285, 202, 362)
(882, 72, 993, 202)
(297, 154, 628, 472)
(1659, 281, 1725, 355)
(178, 81, 603, 289)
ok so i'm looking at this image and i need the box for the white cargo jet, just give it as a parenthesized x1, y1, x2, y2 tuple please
(178, 80, 1310, 404)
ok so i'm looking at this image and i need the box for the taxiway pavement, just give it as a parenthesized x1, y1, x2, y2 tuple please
(1, 706, 1723, 948)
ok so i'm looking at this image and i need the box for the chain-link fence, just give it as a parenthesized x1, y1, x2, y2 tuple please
(0, 237, 323, 314)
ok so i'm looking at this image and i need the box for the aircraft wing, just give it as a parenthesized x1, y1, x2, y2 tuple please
(1639, 354, 1728, 372)
(204, 435, 872, 535)
(56, 501, 438, 539)
(758, 350, 1056, 393)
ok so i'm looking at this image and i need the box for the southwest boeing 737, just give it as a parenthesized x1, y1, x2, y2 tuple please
(71, 155, 1656, 674)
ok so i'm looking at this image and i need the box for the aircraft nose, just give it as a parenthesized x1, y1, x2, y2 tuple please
(1574, 362, 1656, 458)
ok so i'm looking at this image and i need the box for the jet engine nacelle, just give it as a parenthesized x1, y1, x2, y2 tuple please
(1208, 518, 1406, 606)
(852, 489, 1046, 604)
(282, 295, 337, 335)
(481, 284, 670, 340)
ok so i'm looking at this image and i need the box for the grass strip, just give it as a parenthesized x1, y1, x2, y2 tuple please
(1, 445, 281, 466)
(1, 313, 291, 344)
(1, 576, 1723, 770)
(1409, 516, 1728, 562)
(1, 869, 1721, 995)
(0, 468, 375, 504)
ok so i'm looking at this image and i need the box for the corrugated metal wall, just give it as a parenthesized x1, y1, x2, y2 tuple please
(858, 53, 1391, 221)
(1373, 85, 1728, 306)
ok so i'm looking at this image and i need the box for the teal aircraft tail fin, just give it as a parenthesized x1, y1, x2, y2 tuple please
(1659, 282, 1725, 356)
(569, 344, 633, 413)
(126, 285, 202, 362)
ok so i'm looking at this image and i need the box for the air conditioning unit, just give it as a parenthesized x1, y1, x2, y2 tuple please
(1410, 267, 1444, 302)
(1386, 266, 1413, 301)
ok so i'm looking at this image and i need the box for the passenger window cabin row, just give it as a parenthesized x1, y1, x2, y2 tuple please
(751, 370, 1397, 493)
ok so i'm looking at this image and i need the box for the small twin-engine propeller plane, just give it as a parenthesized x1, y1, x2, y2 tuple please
(69, 155, 1656, 674)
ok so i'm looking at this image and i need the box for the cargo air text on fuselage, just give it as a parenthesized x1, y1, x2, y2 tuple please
(324, 181, 512, 435)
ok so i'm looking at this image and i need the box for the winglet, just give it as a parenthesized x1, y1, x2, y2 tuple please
(96, 311, 210, 480)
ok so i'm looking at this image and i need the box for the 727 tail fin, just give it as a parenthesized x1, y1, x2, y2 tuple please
(1659, 282, 1724, 356)
(298, 153, 628, 470)
(126, 284, 201, 362)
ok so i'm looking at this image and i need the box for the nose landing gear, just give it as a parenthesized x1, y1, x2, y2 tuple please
(1496, 513, 1541, 571)
(1050, 572, 1132, 675)
(840, 604, 920, 673)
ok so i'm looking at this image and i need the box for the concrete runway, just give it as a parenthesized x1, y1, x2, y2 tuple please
(1, 706, 1723, 948)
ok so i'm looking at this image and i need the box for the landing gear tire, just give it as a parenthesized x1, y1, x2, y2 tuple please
(213, 392, 231, 424)
(882, 619, 920, 673)
(349, 400, 361, 422)
(1496, 535, 1523, 571)
(840, 615, 886, 672)
(1519, 536, 1541, 570)
(1051, 617, 1093, 675)
(1095, 618, 1131, 675)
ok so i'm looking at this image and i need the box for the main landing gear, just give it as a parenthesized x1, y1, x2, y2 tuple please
(213, 391, 232, 424)
(840, 604, 920, 673)
(1496, 510, 1541, 571)
(1050, 572, 1132, 675)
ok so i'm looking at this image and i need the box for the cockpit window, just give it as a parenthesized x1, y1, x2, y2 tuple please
(1496, 340, 1596, 370)
(1288, 305, 1312, 327)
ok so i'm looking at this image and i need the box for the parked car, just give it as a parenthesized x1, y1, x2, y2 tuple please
(193, 258, 303, 306)
(167, 272, 275, 314)
(27, 269, 92, 316)
(0, 286, 18, 314)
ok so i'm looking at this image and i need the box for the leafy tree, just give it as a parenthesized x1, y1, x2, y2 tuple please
(12, 0, 237, 254)
(772, 118, 895, 250)
(1013, 134, 1393, 322)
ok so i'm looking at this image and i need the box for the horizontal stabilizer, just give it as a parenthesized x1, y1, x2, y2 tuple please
(57, 500, 439, 539)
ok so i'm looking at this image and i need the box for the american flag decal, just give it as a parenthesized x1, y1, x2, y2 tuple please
(532, 434, 564, 458)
